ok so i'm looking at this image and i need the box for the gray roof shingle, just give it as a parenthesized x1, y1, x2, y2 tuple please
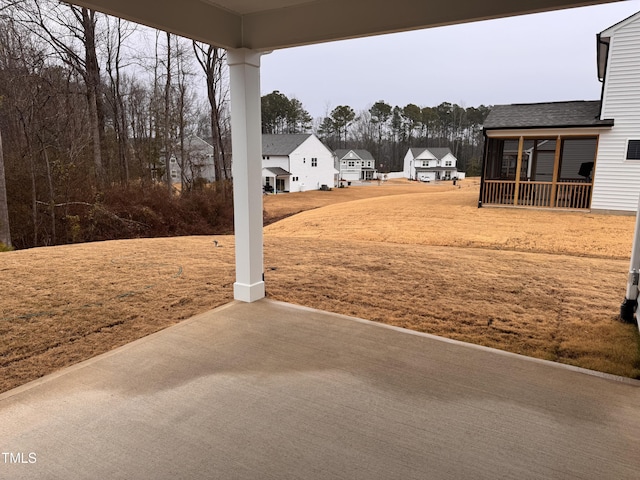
(335, 149, 375, 161)
(262, 134, 312, 155)
(264, 167, 291, 176)
(483, 101, 614, 130)
(410, 147, 453, 160)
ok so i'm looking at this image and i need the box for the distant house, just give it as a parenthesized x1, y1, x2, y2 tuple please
(166, 136, 227, 185)
(334, 149, 377, 181)
(403, 147, 458, 182)
(480, 10, 640, 212)
(262, 134, 338, 192)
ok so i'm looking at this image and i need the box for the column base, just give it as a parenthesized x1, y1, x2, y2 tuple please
(234, 281, 265, 303)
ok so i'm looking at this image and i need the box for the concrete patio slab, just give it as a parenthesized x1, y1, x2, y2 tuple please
(1, 299, 639, 479)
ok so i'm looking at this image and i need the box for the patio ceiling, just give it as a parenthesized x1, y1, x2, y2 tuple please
(68, 0, 618, 51)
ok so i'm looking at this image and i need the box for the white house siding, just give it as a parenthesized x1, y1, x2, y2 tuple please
(263, 155, 291, 191)
(289, 136, 336, 191)
(440, 153, 457, 170)
(403, 150, 414, 178)
(262, 155, 289, 171)
(593, 17, 640, 212)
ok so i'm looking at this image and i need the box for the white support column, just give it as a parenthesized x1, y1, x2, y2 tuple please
(228, 49, 265, 302)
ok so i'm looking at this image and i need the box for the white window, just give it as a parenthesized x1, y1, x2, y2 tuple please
(423, 161, 429, 167)
(170, 158, 176, 164)
(311, 158, 318, 167)
(367, 161, 372, 167)
(445, 160, 452, 167)
(171, 170, 178, 179)
(348, 161, 355, 167)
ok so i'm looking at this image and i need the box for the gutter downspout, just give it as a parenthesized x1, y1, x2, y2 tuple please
(620, 194, 640, 326)
(596, 33, 610, 120)
(478, 129, 488, 208)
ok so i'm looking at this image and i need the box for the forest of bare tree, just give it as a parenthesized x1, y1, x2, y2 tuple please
(0, 0, 232, 249)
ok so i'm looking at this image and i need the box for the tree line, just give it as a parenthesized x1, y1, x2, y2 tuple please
(262, 92, 491, 175)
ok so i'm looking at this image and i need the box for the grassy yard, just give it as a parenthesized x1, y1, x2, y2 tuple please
(1, 178, 639, 393)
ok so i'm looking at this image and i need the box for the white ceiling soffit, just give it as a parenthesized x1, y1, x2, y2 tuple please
(69, 0, 619, 50)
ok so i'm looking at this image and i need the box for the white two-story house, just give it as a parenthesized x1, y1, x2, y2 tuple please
(334, 149, 377, 182)
(262, 134, 338, 192)
(403, 147, 458, 182)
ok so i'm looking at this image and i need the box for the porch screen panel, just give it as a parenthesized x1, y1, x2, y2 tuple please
(559, 138, 597, 181)
(485, 138, 503, 179)
(531, 139, 555, 181)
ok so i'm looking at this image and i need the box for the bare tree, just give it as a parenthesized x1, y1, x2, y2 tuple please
(15, 0, 105, 184)
(193, 42, 228, 181)
(0, 128, 10, 247)
(104, 16, 135, 185)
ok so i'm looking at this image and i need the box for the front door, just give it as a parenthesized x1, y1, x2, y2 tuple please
(276, 178, 285, 192)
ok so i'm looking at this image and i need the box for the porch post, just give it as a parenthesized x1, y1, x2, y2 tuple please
(228, 49, 265, 302)
(550, 135, 562, 207)
(513, 136, 524, 206)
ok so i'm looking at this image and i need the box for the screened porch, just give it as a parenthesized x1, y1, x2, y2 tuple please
(481, 136, 598, 209)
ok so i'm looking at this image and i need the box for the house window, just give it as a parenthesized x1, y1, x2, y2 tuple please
(367, 161, 372, 167)
(171, 170, 178, 179)
(627, 140, 640, 160)
(311, 158, 318, 167)
(170, 158, 176, 164)
(342, 161, 347, 165)
(348, 161, 355, 167)
(423, 161, 429, 167)
(445, 161, 452, 167)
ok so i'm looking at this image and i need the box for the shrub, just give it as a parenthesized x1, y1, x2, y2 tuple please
(0, 242, 14, 252)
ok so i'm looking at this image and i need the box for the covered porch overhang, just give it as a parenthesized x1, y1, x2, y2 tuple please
(262, 167, 292, 193)
(62, 0, 623, 302)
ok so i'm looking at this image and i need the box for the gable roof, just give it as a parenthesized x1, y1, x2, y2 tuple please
(599, 9, 640, 38)
(410, 147, 453, 160)
(427, 148, 454, 160)
(334, 149, 375, 161)
(262, 134, 312, 156)
(483, 101, 614, 130)
(597, 10, 640, 81)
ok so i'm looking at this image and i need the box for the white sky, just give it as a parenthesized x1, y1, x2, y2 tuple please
(260, 0, 640, 119)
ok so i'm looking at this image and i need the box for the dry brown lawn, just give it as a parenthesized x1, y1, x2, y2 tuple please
(1, 178, 639, 393)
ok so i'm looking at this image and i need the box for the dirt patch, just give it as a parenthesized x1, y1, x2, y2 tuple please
(1, 179, 639, 393)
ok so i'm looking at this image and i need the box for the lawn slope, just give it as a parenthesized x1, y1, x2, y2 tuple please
(1, 180, 639, 393)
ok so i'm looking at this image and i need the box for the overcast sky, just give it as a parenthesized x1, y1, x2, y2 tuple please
(260, 0, 640, 119)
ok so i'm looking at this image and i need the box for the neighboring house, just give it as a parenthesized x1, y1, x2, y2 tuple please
(166, 136, 220, 185)
(262, 134, 338, 192)
(403, 147, 458, 182)
(480, 10, 640, 212)
(334, 149, 377, 181)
